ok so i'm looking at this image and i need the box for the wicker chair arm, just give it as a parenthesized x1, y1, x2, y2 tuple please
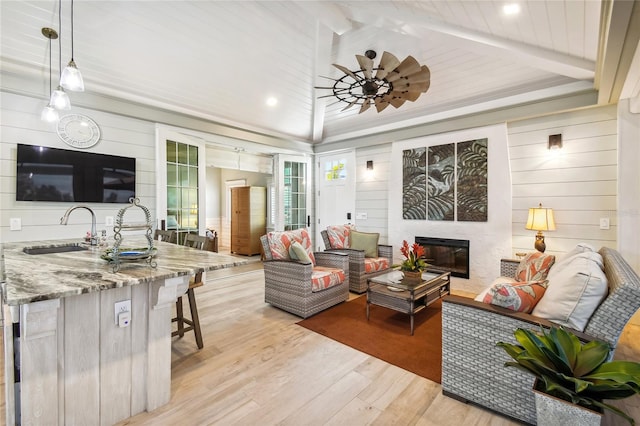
(314, 251, 349, 274)
(377, 244, 392, 260)
(443, 295, 592, 341)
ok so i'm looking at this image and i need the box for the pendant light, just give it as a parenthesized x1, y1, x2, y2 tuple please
(40, 27, 59, 122)
(51, 0, 71, 110)
(60, 0, 84, 91)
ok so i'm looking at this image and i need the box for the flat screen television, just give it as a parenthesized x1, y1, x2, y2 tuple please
(16, 144, 136, 203)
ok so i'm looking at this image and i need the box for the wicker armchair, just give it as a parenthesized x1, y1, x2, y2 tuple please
(321, 230, 392, 293)
(441, 247, 640, 424)
(260, 234, 349, 318)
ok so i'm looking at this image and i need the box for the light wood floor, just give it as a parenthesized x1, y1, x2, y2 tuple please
(3, 262, 640, 425)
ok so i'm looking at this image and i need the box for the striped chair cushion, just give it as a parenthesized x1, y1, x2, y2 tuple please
(311, 266, 346, 292)
(364, 257, 390, 273)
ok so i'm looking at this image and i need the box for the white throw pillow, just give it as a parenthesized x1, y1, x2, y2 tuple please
(554, 243, 600, 269)
(531, 252, 608, 331)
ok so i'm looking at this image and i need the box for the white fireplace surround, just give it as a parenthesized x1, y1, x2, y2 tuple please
(388, 124, 512, 294)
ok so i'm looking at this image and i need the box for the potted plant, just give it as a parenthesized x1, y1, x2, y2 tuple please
(497, 327, 640, 425)
(396, 240, 428, 282)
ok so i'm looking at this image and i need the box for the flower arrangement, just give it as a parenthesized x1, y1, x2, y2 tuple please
(398, 240, 428, 272)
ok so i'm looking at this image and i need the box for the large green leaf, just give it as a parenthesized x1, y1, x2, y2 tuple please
(514, 329, 553, 367)
(574, 341, 610, 377)
(550, 327, 581, 371)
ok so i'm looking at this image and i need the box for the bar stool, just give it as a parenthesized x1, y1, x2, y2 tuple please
(172, 233, 207, 349)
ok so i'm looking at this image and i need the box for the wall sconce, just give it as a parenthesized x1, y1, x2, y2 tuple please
(366, 160, 374, 170)
(548, 134, 562, 150)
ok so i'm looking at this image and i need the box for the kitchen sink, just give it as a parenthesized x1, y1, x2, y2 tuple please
(23, 243, 89, 255)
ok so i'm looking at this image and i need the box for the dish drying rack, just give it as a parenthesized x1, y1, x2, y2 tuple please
(106, 197, 157, 272)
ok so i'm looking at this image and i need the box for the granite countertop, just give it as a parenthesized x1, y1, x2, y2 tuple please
(1, 239, 249, 306)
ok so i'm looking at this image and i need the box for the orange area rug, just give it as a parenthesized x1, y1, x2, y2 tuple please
(297, 296, 442, 383)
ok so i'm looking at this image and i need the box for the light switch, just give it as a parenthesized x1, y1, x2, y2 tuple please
(10, 218, 21, 231)
(599, 218, 610, 230)
(105, 216, 114, 226)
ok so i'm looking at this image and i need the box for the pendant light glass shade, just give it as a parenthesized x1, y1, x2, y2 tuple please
(60, 59, 84, 91)
(60, 0, 84, 92)
(50, 85, 71, 110)
(41, 104, 59, 122)
(41, 27, 60, 122)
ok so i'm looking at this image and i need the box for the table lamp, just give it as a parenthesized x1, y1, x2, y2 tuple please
(525, 203, 556, 253)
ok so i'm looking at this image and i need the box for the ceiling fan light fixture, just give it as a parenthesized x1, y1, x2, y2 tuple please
(317, 50, 431, 114)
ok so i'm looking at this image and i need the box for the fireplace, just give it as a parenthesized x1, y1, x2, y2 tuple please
(415, 237, 470, 279)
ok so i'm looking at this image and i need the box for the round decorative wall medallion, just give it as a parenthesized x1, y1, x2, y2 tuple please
(56, 114, 101, 148)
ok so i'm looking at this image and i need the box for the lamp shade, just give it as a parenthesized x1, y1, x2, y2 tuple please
(525, 204, 556, 231)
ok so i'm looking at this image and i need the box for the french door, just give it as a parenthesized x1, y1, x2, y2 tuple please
(273, 154, 312, 232)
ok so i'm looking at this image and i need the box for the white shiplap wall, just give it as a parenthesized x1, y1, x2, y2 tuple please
(0, 92, 157, 243)
(508, 105, 618, 257)
(354, 144, 391, 244)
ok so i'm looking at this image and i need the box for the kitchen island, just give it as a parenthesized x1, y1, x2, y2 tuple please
(1, 239, 247, 425)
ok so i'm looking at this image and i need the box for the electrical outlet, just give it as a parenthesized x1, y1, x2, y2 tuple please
(105, 216, 114, 227)
(10, 218, 21, 231)
(114, 300, 131, 325)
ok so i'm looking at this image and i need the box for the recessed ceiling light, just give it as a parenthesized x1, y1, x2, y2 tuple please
(266, 97, 278, 107)
(503, 3, 521, 15)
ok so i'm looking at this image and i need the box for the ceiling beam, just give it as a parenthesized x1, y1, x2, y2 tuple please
(349, 3, 595, 81)
(311, 22, 334, 143)
(596, 0, 640, 104)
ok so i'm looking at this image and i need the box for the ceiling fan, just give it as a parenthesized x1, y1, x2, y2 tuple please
(316, 50, 431, 114)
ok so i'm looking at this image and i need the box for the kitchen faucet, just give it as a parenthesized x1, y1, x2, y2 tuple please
(60, 205, 97, 246)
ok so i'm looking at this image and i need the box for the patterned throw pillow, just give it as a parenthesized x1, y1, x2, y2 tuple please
(326, 225, 354, 249)
(267, 228, 316, 265)
(482, 279, 549, 313)
(515, 252, 555, 282)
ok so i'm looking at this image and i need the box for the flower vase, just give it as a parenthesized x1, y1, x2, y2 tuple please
(402, 270, 423, 283)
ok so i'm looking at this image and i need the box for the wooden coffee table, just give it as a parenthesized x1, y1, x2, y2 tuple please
(366, 269, 451, 335)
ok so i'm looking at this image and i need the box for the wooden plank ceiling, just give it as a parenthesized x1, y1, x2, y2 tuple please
(0, 1, 613, 144)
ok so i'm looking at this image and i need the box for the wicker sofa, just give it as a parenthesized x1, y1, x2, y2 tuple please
(321, 229, 393, 293)
(441, 247, 640, 424)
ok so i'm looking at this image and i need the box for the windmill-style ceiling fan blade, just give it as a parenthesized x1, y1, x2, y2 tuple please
(404, 66, 431, 84)
(392, 80, 430, 92)
(375, 51, 401, 80)
(395, 56, 422, 77)
(341, 99, 359, 111)
(374, 97, 390, 112)
(404, 91, 422, 102)
(359, 99, 371, 114)
(389, 95, 407, 108)
(356, 55, 373, 80)
(332, 63, 360, 81)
